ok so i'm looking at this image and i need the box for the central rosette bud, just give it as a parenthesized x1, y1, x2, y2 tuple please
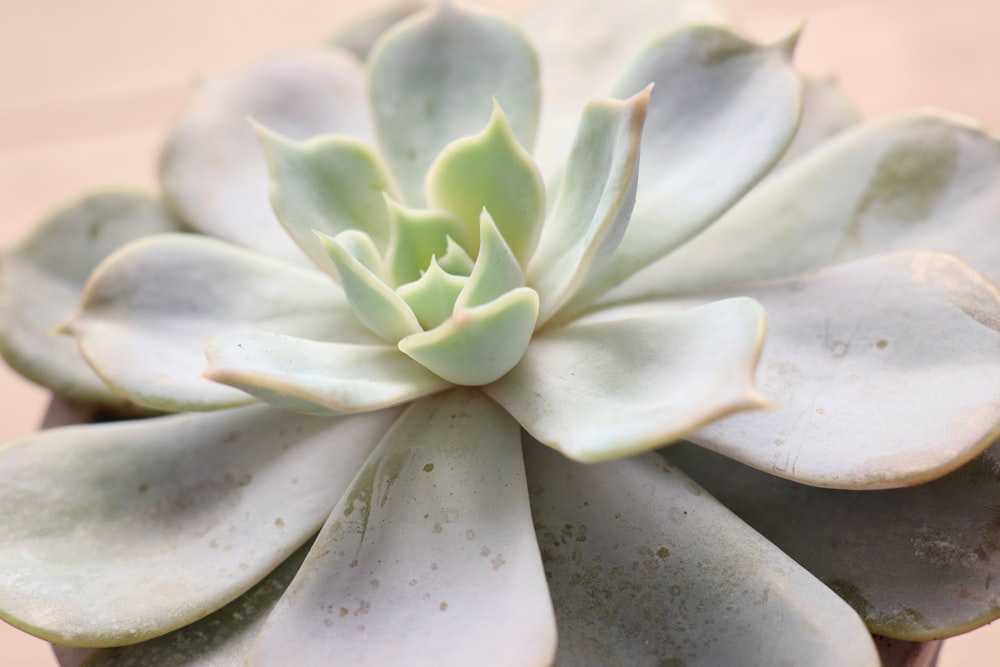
(317, 103, 543, 386)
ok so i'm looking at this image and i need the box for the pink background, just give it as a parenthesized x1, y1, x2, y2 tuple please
(2, 0, 999, 664)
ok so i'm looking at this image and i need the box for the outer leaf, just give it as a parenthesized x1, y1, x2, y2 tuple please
(0, 191, 183, 409)
(205, 332, 450, 415)
(617, 112, 1000, 298)
(250, 390, 556, 667)
(527, 89, 649, 324)
(257, 127, 399, 277)
(160, 51, 372, 264)
(328, 2, 427, 60)
(519, 0, 730, 175)
(69, 234, 375, 411)
(524, 440, 880, 666)
(666, 440, 1000, 640)
(771, 76, 858, 172)
(485, 298, 766, 462)
(563, 26, 802, 312)
(369, 2, 540, 205)
(399, 287, 539, 386)
(685, 252, 1000, 489)
(0, 405, 396, 646)
(84, 542, 311, 667)
(425, 101, 545, 265)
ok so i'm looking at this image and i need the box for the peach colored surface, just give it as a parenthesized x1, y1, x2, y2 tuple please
(1, 1, 998, 665)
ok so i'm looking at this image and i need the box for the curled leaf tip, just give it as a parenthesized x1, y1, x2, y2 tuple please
(772, 23, 804, 60)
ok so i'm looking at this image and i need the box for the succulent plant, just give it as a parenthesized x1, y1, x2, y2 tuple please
(2, 1, 1000, 665)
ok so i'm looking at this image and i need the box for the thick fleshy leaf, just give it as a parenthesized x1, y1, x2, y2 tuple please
(0, 191, 183, 409)
(618, 112, 1000, 298)
(160, 51, 372, 264)
(85, 542, 311, 667)
(251, 390, 556, 666)
(524, 440, 880, 666)
(436, 236, 474, 276)
(772, 76, 858, 172)
(383, 200, 473, 287)
(425, 101, 545, 265)
(527, 89, 649, 324)
(563, 26, 802, 312)
(667, 440, 1000, 640)
(484, 298, 766, 462)
(519, 0, 730, 175)
(397, 259, 468, 329)
(328, 2, 427, 60)
(321, 231, 423, 342)
(257, 127, 399, 276)
(399, 287, 538, 386)
(0, 405, 396, 646)
(69, 234, 375, 411)
(369, 2, 540, 205)
(684, 252, 1000, 489)
(453, 211, 524, 311)
(205, 332, 450, 415)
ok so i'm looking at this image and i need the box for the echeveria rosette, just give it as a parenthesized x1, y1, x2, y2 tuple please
(0, 1, 999, 665)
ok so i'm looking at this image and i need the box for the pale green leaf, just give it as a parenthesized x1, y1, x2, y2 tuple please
(369, 2, 539, 205)
(397, 259, 468, 330)
(160, 51, 372, 265)
(399, 287, 538, 386)
(205, 332, 450, 415)
(383, 200, 473, 287)
(257, 127, 399, 277)
(453, 210, 524, 311)
(251, 391, 556, 666)
(425, 101, 545, 265)
(527, 89, 649, 324)
(683, 252, 1000, 489)
(0, 405, 395, 646)
(436, 236, 474, 276)
(320, 231, 423, 342)
(524, 441, 880, 666)
(0, 191, 183, 410)
(69, 234, 375, 412)
(563, 26, 802, 312)
(485, 298, 766, 462)
(616, 112, 1000, 298)
(667, 439, 1000, 640)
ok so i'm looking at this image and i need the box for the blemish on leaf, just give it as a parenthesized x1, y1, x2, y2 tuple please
(854, 130, 959, 225)
(274, 517, 285, 528)
(439, 601, 448, 612)
(824, 578, 872, 618)
(876, 339, 889, 350)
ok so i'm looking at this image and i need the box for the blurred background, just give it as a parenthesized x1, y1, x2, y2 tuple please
(1, 0, 998, 664)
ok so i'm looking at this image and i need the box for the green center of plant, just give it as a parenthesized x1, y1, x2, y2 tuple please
(317, 103, 544, 387)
